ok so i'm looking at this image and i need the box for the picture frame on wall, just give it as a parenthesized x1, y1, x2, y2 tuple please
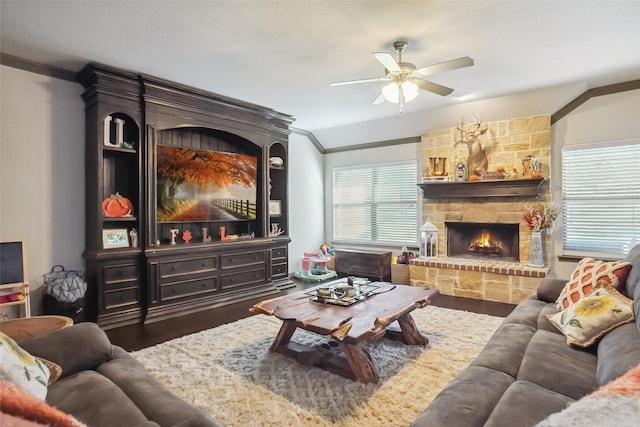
(269, 200, 282, 216)
(103, 229, 130, 249)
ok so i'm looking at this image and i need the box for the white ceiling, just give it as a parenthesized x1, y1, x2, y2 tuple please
(1, 1, 639, 148)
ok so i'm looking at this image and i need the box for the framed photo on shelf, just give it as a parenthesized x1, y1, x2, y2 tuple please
(102, 229, 129, 249)
(269, 200, 282, 216)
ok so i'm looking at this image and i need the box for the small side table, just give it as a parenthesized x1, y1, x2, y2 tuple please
(0, 315, 73, 342)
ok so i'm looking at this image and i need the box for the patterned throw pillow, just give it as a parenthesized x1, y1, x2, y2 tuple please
(0, 331, 50, 399)
(549, 282, 635, 348)
(555, 258, 632, 311)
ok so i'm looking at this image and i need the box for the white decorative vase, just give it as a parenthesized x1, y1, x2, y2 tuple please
(528, 230, 544, 267)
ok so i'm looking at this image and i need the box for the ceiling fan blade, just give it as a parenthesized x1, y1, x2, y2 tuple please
(329, 77, 386, 86)
(372, 93, 385, 104)
(416, 56, 474, 77)
(373, 52, 401, 72)
(414, 79, 454, 96)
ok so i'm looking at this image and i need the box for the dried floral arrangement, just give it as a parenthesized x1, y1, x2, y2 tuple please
(523, 201, 559, 231)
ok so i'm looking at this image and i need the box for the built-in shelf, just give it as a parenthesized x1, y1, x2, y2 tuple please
(418, 177, 545, 198)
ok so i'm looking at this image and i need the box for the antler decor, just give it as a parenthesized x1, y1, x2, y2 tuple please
(455, 116, 489, 177)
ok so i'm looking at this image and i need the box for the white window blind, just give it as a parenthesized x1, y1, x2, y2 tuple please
(562, 139, 640, 258)
(333, 161, 418, 245)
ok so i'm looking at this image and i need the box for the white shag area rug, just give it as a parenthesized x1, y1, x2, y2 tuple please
(131, 306, 503, 427)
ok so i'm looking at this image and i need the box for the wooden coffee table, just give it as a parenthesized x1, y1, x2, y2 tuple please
(250, 281, 439, 383)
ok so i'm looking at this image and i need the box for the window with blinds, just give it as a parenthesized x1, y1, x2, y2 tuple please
(562, 139, 640, 258)
(332, 161, 418, 245)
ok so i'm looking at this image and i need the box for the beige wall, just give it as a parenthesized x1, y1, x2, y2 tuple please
(1, 65, 85, 314)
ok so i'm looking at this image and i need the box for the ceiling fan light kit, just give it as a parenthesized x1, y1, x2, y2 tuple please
(330, 40, 474, 113)
(382, 80, 418, 104)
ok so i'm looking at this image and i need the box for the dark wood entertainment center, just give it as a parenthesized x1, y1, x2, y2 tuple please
(78, 63, 294, 329)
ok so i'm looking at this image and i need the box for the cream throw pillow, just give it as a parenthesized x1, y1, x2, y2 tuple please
(549, 282, 634, 348)
(0, 331, 50, 399)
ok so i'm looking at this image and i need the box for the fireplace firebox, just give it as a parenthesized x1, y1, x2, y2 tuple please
(446, 222, 519, 261)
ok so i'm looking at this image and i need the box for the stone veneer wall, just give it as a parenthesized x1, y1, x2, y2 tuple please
(411, 114, 552, 304)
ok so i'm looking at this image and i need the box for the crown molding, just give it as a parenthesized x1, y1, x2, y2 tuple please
(0, 52, 77, 82)
(551, 79, 640, 125)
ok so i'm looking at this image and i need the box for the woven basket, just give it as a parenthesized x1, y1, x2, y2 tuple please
(326, 258, 335, 271)
(391, 263, 410, 285)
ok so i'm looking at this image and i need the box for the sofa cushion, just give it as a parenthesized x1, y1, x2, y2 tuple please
(537, 278, 568, 303)
(556, 258, 632, 311)
(518, 329, 598, 400)
(484, 380, 574, 427)
(410, 366, 515, 427)
(47, 370, 155, 427)
(495, 296, 560, 333)
(0, 331, 50, 399)
(98, 353, 219, 427)
(596, 322, 640, 385)
(549, 283, 634, 348)
(471, 323, 535, 378)
(20, 322, 113, 379)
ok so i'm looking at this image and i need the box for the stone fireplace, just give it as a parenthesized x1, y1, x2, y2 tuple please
(410, 114, 552, 304)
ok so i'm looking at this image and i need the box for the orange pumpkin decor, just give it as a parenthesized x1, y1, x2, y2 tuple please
(469, 175, 480, 181)
(102, 192, 133, 217)
(531, 172, 543, 178)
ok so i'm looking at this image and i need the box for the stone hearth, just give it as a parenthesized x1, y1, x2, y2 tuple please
(411, 114, 552, 304)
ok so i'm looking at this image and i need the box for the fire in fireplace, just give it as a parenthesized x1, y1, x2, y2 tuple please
(468, 232, 504, 257)
(446, 222, 519, 261)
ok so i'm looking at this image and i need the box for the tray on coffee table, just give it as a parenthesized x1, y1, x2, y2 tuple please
(305, 279, 380, 306)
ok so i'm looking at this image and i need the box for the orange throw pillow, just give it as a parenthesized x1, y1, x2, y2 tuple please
(556, 258, 632, 311)
(0, 379, 86, 427)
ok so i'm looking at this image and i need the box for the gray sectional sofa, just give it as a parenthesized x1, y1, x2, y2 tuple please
(412, 243, 640, 427)
(20, 322, 222, 427)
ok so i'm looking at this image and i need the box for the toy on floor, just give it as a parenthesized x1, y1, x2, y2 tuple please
(294, 250, 337, 282)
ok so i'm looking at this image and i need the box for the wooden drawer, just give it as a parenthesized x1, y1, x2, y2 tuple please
(159, 256, 217, 279)
(272, 247, 287, 260)
(160, 276, 218, 301)
(220, 251, 265, 269)
(104, 286, 139, 309)
(272, 262, 287, 278)
(103, 263, 138, 284)
(221, 267, 265, 289)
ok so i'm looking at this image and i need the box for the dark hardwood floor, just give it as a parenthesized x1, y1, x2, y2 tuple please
(106, 279, 515, 352)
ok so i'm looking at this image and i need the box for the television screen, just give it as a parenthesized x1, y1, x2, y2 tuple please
(156, 145, 258, 222)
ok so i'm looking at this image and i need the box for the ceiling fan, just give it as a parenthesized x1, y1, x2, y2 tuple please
(330, 41, 474, 112)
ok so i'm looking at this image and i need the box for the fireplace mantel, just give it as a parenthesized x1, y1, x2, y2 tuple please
(418, 177, 545, 199)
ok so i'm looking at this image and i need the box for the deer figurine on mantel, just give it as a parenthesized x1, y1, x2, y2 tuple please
(456, 117, 489, 177)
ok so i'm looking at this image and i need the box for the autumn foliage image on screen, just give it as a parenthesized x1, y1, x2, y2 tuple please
(156, 146, 258, 222)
